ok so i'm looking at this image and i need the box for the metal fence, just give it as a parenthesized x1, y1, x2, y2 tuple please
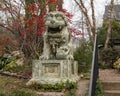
(88, 34, 99, 96)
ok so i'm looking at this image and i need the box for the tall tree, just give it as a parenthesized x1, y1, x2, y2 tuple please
(0, 0, 45, 67)
(25, 0, 35, 18)
(73, 0, 96, 42)
(38, 0, 46, 14)
(57, 0, 63, 10)
(0, 0, 64, 63)
(104, 0, 114, 49)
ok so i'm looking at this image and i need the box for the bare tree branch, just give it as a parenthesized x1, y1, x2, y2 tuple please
(73, 0, 96, 42)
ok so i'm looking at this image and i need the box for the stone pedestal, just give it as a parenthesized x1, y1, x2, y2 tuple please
(27, 60, 79, 85)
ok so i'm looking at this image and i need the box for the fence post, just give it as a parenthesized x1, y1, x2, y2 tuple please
(88, 34, 98, 96)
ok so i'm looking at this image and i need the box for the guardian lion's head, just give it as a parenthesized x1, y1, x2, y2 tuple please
(44, 11, 68, 33)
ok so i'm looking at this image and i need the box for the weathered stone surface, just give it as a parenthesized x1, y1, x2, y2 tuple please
(27, 11, 79, 86)
(39, 11, 74, 60)
(27, 60, 79, 85)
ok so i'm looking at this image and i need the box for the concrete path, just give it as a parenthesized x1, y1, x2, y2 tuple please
(76, 79, 89, 96)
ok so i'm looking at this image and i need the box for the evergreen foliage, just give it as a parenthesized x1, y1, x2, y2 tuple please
(98, 20, 120, 68)
(0, 55, 15, 70)
(95, 79, 104, 96)
(98, 20, 120, 46)
(74, 41, 93, 73)
(99, 47, 120, 68)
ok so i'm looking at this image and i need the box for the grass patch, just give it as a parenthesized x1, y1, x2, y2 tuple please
(0, 75, 37, 96)
(0, 75, 78, 96)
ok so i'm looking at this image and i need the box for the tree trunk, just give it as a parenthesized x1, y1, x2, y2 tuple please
(24, 0, 35, 72)
(104, 21, 112, 49)
(38, 0, 46, 14)
(73, 0, 96, 43)
(91, 0, 96, 41)
(48, 0, 63, 11)
(57, 0, 63, 10)
(104, 0, 114, 49)
(48, 0, 56, 11)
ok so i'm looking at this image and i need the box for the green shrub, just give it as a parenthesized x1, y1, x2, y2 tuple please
(113, 58, 120, 72)
(0, 56, 15, 70)
(4, 65, 25, 73)
(98, 20, 120, 46)
(95, 80, 104, 96)
(0, 55, 25, 72)
(74, 41, 93, 73)
(64, 89, 76, 96)
(99, 47, 120, 69)
(29, 80, 77, 92)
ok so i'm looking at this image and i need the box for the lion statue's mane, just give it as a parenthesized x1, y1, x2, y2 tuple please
(40, 11, 74, 60)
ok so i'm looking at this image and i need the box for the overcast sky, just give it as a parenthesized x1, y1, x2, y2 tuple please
(63, 0, 113, 27)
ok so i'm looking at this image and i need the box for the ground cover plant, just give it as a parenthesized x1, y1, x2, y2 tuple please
(0, 75, 37, 96)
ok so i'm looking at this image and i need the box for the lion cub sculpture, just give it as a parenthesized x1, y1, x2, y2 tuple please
(40, 11, 74, 60)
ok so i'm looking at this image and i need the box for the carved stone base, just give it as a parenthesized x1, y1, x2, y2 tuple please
(27, 60, 79, 85)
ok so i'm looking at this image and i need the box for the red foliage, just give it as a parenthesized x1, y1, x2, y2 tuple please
(20, 30, 26, 36)
(25, 3, 38, 12)
(0, 0, 83, 57)
(68, 27, 84, 36)
(59, 9, 73, 19)
(0, 33, 19, 53)
(23, 13, 45, 36)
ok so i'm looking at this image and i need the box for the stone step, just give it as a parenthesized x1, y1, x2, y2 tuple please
(104, 90, 120, 96)
(101, 81, 120, 90)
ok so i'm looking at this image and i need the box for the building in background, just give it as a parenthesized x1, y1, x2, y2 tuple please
(103, 5, 120, 21)
(103, 4, 120, 46)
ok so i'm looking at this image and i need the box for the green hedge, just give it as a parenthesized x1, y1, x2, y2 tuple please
(74, 41, 93, 73)
(99, 47, 120, 69)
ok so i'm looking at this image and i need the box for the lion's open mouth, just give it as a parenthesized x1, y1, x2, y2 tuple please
(48, 26, 63, 33)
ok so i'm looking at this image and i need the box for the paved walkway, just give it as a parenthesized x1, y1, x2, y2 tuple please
(76, 79, 89, 96)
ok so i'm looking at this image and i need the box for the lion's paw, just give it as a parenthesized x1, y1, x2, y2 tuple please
(66, 55, 74, 60)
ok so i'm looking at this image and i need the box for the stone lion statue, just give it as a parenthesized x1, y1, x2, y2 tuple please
(39, 11, 74, 60)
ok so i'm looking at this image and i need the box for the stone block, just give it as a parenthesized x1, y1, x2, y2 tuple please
(27, 60, 79, 85)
